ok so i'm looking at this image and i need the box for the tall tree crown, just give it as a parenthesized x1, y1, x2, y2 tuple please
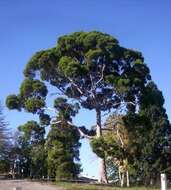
(6, 31, 151, 116)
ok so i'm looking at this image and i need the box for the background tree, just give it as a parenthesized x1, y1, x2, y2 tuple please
(91, 81, 171, 186)
(0, 103, 11, 173)
(46, 97, 81, 180)
(6, 31, 151, 183)
(91, 115, 133, 187)
(12, 121, 47, 178)
(131, 81, 171, 185)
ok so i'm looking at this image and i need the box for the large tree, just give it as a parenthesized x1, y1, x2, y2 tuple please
(6, 31, 151, 183)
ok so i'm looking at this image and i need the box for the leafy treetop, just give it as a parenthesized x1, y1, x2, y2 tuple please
(6, 31, 151, 118)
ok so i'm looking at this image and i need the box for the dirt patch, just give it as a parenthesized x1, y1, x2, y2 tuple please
(0, 180, 63, 190)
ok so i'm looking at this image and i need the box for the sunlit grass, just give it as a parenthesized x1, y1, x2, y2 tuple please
(54, 181, 164, 190)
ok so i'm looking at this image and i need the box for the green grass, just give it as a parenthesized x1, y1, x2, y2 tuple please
(54, 182, 163, 190)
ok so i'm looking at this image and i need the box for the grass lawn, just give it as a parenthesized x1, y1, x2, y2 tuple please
(54, 182, 163, 190)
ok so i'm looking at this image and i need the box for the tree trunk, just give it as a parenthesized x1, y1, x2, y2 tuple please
(121, 173, 124, 187)
(96, 109, 108, 184)
(126, 170, 130, 187)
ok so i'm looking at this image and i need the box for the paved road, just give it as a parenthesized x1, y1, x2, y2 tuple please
(0, 180, 63, 190)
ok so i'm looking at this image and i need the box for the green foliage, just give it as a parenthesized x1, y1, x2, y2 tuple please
(46, 123, 81, 180)
(46, 97, 81, 180)
(132, 82, 171, 183)
(91, 137, 106, 158)
(0, 103, 11, 160)
(13, 120, 47, 178)
(20, 78, 47, 98)
(24, 97, 45, 113)
(18, 120, 45, 143)
(39, 113, 51, 126)
(54, 97, 79, 121)
(6, 94, 21, 110)
(10, 31, 150, 117)
(92, 81, 171, 185)
(7, 31, 165, 184)
(6, 79, 47, 114)
(0, 105, 11, 174)
(30, 144, 47, 178)
(0, 159, 10, 173)
(59, 56, 87, 77)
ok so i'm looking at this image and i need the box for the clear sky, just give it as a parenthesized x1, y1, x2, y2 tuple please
(0, 0, 171, 178)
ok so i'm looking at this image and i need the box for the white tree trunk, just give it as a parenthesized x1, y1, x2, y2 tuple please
(98, 157, 108, 183)
(96, 109, 108, 184)
(121, 173, 125, 187)
(126, 170, 130, 187)
(118, 168, 121, 185)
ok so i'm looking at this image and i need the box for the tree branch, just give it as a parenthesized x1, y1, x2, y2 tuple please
(90, 74, 95, 91)
(116, 127, 124, 148)
(50, 120, 61, 125)
(94, 64, 105, 88)
(101, 128, 113, 131)
(112, 101, 136, 108)
(77, 128, 94, 140)
(49, 119, 94, 140)
(68, 78, 84, 95)
(43, 107, 58, 114)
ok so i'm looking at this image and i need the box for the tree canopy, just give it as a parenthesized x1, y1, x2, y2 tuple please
(6, 31, 164, 184)
(6, 31, 150, 117)
(91, 81, 171, 186)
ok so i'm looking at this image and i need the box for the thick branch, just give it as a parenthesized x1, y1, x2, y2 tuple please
(103, 120, 123, 128)
(113, 101, 136, 108)
(68, 78, 84, 95)
(77, 128, 94, 140)
(43, 107, 58, 114)
(116, 127, 124, 148)
(50, 120, 61, 125)
(49, 118, 94, 140)
(95, 64, 105, 87)
(101, 128, 113, 131)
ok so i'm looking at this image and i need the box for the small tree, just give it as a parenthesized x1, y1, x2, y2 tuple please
(46, 97, 81, 180)
(0, 103, 11, 173)
(91, 115, 133, 187)
(13, 121, 47, 178)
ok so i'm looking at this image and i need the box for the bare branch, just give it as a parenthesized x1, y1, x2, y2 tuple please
(68, 78, 84, 95)
(102, 110, 110, 117)
(101, 128, 113, 131)
(94, 64, 105, 87)
(77, 128, 94, 140)
(112, 101, 136, 108)
(57, 87, 66, 95)
(90, 74, 95, 91)
(89, 64, 106, 95)
(104, 120, 123, 127)
(43, 107, 58, 114)
(116, 127, 124, 148)
(49, 92, 64, 97)
(67, 121, 94, 139)
(50, 120, 61, 125)
(50, 119, 94, 140)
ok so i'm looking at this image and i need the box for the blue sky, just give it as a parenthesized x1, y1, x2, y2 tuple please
(0, 0, 171, 178)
